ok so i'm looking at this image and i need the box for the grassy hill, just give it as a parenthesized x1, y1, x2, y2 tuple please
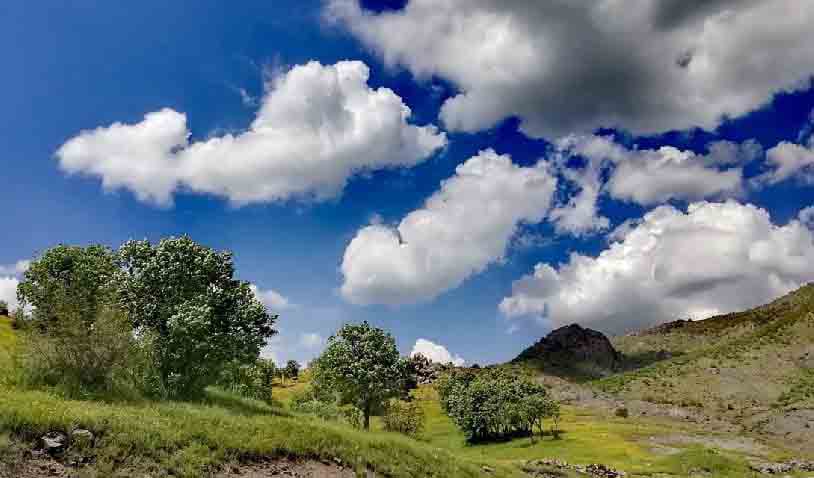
(2, 293, 813, 478)
(601, 283, 814, 409)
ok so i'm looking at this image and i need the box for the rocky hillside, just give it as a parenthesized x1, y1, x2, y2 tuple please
(602, 283, 814, 452)
(513, 323, 622, 378)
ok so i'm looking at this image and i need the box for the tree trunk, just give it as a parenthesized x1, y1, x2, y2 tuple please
(363, 402, 371, 430)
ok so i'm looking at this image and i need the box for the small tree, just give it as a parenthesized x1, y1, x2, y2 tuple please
(116, 237, 278, 398)
(312, 322, 406, 430)
(17, 244, 118, 332)
(15, 245, 134, 393)
(284, 360, 300, 381)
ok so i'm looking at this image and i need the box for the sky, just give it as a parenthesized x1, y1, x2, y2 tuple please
(2, 0, 814, 367)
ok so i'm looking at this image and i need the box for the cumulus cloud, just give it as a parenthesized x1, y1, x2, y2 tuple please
(57, 61, 446, 206)
(328, 0, 814, 138)
(250, 285, 294, 311)
(299, 332, 325, 349)
(500, 201, 814, 333)
(758, 141, 814, 185)
(558, 135, 745, 207)
(800, 206, 814, 230)
(0, 260, 30, 277)
(0, 277, 20, 311)
(340, 149, 557, 305)
(411, 338, 465, 366)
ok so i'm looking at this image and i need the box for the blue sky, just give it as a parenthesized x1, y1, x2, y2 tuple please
(2, 1, 814, 366)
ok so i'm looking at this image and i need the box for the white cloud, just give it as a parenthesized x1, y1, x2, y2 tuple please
(250, 285, 294, 311)
(0, 277, 20, 311)
(559, 135, 744, 206)
(800, 206, 814, 230)
(328, 0, 814, 138)
(340, 149, 557, 305)
(411, 338, 465, 366)
(500, 201, 814, 333)
(758, 141, 814, 185)
(57, 61, 446, 206)
(299, 332, 325, 349)
(0, 260, 30, 276)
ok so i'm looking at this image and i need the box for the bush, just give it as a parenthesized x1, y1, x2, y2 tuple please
(437, 368, 558, 442)
(218, 359, 276, 402)
(17, 306, 144, 397)
(615, 407, 629, 418)
(382, 400, 425, 436)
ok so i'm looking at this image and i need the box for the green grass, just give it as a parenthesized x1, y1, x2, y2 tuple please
(405, 386, 774, 477)
(0, 386, 520, 478)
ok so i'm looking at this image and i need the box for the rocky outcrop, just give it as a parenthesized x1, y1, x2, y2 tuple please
(514, 324, 621, 376)
(524, 458, 626, 477)
(630, 318, 693, 336)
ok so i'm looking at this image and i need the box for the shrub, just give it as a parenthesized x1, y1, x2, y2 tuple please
(382, 400, 425, 436)
(437, 368, 558, 442)
(615, 407, 629, 418)
(17, 306, 143, 397)
(218, 359, 276, 402)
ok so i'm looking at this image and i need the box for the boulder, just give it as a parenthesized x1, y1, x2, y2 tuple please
(40, 431, 67, 455)
(71, 428, 95, 449)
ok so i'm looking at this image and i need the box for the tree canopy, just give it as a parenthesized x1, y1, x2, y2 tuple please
(312, 321, 406, 429)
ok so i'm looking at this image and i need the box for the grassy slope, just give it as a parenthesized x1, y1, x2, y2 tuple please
(601, 284, 814, 411)
(0, 317, 519, 478)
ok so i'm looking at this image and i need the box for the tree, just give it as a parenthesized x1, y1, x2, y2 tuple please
(15, 245, 134, 393)
(284, 360, 300, 381)
(312, 322, 406, 430)
(17, 244, 118, 332)
(0, 300, 8, 317)
(115, 237, 277, 398)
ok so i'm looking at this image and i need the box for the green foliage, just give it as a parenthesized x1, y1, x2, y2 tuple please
(15, 306, 144, 398)
(14, 246, 140, 396)
(312, 321, 407, 430)
(218, 358, 277, 402)
(382, 399, 425, 436)
(284, 359, 300, 380)
(17, 244, 118, 331)
(437, 368, 558, 442)
(116, 236, 277, 398)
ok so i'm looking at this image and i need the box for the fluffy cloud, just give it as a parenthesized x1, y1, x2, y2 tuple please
(559, 135, 745, 207)
(57, 61, 446, 206)
(328, 0, 814, 138)
(0, 277, 20, 311)
(299, 332, 325, 349)
(411, 338, 465, 366)
(500, 201, 814, 333)
(341, 149, 557, 305)
(250, 285, 294, 311)
(800, 206, 814, 230)
(758, 141, 814, 185)
(0, 260, 30, 277)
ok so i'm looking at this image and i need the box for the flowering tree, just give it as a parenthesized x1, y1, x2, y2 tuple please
(116, 236, 277, 398)
(312, 321, 407, 429)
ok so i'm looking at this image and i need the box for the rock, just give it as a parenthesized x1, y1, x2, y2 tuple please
(41, 431, 67, 455)
(481, 465, 494, 473)
(71, 428, 94, 448)
(513, 324, 622, 374)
